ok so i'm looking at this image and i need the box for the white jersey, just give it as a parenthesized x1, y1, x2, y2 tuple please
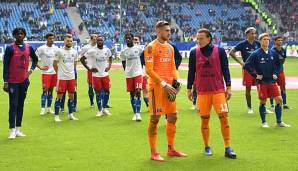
(54, 47, 78, 80)
(36, 44, 59, 74)
(85, 47, 112, 77)
(120, 45, 143, 78)
(79, 44, 96, 68)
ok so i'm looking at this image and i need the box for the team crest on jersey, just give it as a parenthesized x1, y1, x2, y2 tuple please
(156, 108, 162, 113)
(10, 88, 14, 93)
(146, 56, 153, 62)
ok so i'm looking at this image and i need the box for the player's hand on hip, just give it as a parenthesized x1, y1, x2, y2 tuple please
(225, 87, 232, 100)
(256, 74, 263, 80)
(41, 66, 49, 71)
(89, 68, 98, 73)
(104, 67, 110, 72)
(272, 74, 278, 80)
(28, 69, 33, 75)
(3, 83, 9, 93)
(164, 84, 177, 95)
(187, 89, 193, 101)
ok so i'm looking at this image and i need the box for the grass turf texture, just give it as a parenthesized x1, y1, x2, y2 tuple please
(0, 58, 298, 171)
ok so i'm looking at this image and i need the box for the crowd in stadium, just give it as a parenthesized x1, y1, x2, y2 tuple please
(0, 0, 297, 43)
(262, 0, 298, 40)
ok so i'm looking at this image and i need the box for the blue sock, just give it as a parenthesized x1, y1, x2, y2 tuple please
(47, 91, 53, 108)
(247, 101, 252, 109)
(131, 99, 136, 113)
(74, 92, 77, 109)
(269, 98, 274, 107)
(131, 96, 136, 114)
(61, 93, 66, 110)
(281, 90, 287, 105)
(41, 92, 47, 108)
(88, 85, 94, 105)
(259, 104, 266, 123)
(103, 90, 109, 108)
(275, 104, 282, 123)
(143, 97, 149, 107)
(96, 93, 102, 111)
(135, 96, 141, 113)
(68, 99, 75, 114)
(193, 90, 197, 105)
(54, 99, 61, 115)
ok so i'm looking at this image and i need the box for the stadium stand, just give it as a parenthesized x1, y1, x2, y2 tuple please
(0, 0, 297, 44)
(261, 0, 298, 40)
(0, 1, 77, 43)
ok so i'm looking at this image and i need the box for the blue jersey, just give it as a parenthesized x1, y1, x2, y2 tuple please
(271, 47, 286, 71)
(243, 48, 281, 84)
(234, 40, 260, 62)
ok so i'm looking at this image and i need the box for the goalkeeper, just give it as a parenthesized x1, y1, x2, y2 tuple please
(187, 28, 236, 159)
(144, 21, 187, 162)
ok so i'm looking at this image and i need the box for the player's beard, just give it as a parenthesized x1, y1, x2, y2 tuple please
(127, 42, 133, 47)
(65, 45, 72, 49)
(161, 35, 170, 42)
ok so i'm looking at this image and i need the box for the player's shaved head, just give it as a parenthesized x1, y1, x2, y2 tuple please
(64, 34, 73, 40)
(155, 21, 171, 42)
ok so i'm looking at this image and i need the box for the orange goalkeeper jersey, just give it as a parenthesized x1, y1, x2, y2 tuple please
(144, 40, 177, 87)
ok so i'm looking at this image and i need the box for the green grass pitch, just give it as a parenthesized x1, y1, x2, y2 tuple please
(0, 58, 298, 171)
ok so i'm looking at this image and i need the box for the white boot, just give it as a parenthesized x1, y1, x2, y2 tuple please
(47, 108, 55, 114)
(54, 115, 62, 122)
(16, 127, 26, 137)
(8, 128, 16, 139)
(103, 108, 112, 116)
(96, 111, 104, 117)
(132, 114, 137, 121)
(68, 113, 79, 120)
(136, 113, 142, 122)
(40, 108, 46, 115)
